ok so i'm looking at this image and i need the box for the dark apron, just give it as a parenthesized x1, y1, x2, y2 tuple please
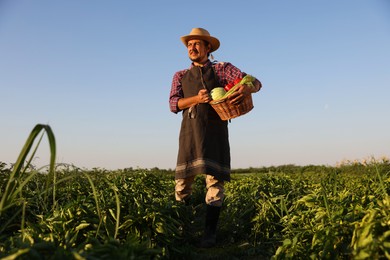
(175, 64, 231, 181)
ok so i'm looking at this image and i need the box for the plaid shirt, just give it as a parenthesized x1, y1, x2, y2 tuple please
(169, 60, 244, 113)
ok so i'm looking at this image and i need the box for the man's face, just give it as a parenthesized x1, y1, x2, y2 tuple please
(187, 39, 210, 64)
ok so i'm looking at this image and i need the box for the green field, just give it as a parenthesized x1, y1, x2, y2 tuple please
(1, 125, 390, 259)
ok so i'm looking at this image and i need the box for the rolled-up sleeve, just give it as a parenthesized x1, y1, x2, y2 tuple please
(169, 70, 186, 113)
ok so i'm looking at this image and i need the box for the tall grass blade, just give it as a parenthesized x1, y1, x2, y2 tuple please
(111, 185, 120, 239)
(83, 173, 103, 237)
(0, 124, 56, 215)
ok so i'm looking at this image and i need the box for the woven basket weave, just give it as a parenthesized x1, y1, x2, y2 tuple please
(210, 94, 254, 121)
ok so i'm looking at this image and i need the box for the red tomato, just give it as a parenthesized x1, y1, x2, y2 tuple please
(234, 78, 242, 85)
(224, 83, 234, 91)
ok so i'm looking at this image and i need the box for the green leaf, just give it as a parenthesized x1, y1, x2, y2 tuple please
(75, 223, 90, 231)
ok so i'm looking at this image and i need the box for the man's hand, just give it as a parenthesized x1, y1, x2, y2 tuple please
(227, 84, 252, 105)
(177, 88, 211, 110)
(198, 89, 211, 104)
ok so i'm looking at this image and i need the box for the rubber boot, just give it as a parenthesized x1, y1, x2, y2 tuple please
(200, 205, 221, 248)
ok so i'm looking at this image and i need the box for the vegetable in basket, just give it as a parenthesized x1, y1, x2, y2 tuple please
(224, 82, 234, 91)
(210, 87, 227, 100)
(211, 75, 256, 101)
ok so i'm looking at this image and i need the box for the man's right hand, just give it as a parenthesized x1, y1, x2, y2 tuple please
(198, 89, 210, 104)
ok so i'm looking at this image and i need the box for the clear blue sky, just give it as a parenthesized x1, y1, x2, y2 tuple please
(1, 0, 389, 170)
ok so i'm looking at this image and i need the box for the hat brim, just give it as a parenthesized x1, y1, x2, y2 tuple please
(180, 35, 220, 53)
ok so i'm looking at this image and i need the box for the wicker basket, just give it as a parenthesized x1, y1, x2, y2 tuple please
(210, 94, 254, 121)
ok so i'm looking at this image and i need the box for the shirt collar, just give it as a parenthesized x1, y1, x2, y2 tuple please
(189, 59, 211, 69)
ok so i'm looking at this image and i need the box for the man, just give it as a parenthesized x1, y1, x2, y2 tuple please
(169, 28, 262, 247)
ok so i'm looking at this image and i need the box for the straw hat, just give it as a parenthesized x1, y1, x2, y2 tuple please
(180, 28, 220, 52)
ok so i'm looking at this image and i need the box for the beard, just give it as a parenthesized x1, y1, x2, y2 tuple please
(190, 56, 202, 63)
(189, 52, 207, 63)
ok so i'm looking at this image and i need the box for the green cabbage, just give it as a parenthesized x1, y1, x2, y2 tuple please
(210, 87, 226, 100)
